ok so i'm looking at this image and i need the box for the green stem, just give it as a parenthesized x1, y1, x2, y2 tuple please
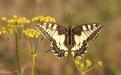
(34, 38, 39, 53)
(15, 32, 21, 75)
(32, 53, 36, 75)
(85, 65, 98, 74)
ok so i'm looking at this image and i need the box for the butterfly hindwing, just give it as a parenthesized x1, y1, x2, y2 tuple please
(71, 23, 103, 57)
(36, 22, 68, 58)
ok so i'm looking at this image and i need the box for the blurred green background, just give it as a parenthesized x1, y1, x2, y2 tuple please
(0, 0, 121, 75)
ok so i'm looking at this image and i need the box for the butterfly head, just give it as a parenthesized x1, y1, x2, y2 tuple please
(67, 24, 72, 29)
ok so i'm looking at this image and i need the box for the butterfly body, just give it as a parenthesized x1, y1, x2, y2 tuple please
(64, 25, 74, 49)
(36, 22, 103, 58)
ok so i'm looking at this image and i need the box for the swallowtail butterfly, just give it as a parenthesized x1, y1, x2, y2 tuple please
(36, 22, 103, 58)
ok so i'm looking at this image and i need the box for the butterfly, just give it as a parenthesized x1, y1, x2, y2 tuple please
(35, 22, 103, 58)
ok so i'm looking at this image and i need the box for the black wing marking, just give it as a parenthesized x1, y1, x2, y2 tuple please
(35, 22, 68, 58)
(51, 40, 66, 58)
(71, 23, 103, 57)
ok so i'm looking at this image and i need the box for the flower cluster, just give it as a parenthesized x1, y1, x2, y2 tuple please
(75, 56, 103, 74)
(32, 16, 56, 23)
(1, 15, 30, 25)
(23, 28, 40, 38)
(7, 16, 30, 28)
(0, 15, 31, 34)
(0, 26, 7, 34)
(0, 15, 56, 37)
(1, 17, 7, 21)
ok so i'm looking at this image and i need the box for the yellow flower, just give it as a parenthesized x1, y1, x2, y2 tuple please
(12, 15, 17, 19)
(0, 26, 7, 34)
(23, 28, 40, 38)
(97, 61, 103, 67)
(1, 17, 7, 21)
(0, 31, 2, 34)
(86, 59, 92, 67)
(75, 56, 82, 65)
(7, 24, 15, 33)
(26, 19, 31, 24)
(16, 19, 22, 24)
(16, 17, 30, 24)
(7, 19, 16, 24)
(75, 57, 102, 74)
(80, 62, 85, 71)
(32, 16, 56, 23)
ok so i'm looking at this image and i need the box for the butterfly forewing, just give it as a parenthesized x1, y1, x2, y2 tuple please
(71, 23, 103, 57)
(36, 22, 69, 58)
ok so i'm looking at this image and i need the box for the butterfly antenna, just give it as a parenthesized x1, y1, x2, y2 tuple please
(68, 13, 75, 28)
(68, 13, 71, 27)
